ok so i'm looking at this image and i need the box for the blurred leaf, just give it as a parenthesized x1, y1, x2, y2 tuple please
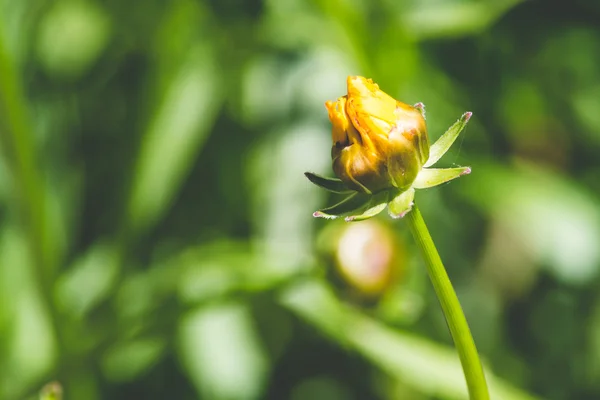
(573, 84, 600, 143)
(248, 123, 330, 271)
(585, 298, 600, 390)
(0, 25, 53, 271)
(36, 0, 111, 79)
(260, 3, 346, 54)
(241, 49, 358, 125)
(114, 270, 166, 322)
(101, 337, 165, 382)
(1, 0, 46, 63)
(401, 0, 525, 40)
(240, 56, 293, 125)
(39, 381, 62, 400)
(127, 43, 222, 234)
(176, 241, 300, 305)
(461, 161, 600, 285)
(280, 279, 539, 400)
(55, 241, 119, 319)
(0, 228, 55, 400)
(290, 376, 353, 400)
(177, 302, 269, 400)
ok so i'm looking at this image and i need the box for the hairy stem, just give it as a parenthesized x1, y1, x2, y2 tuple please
(406, 204, 489, 399)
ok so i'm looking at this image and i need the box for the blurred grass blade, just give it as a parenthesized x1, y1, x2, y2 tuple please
(178, 302, 268, 400)
(280, 279, 539, 400)
(402, 0, 525, 40)
(0, 29, 63, 392)
(0, 30, 50, 270)
(101, 338, 165, 382)
(55, 242, 119, 319)
(0, 227, 56, 399)
(127, 44, 221, 234)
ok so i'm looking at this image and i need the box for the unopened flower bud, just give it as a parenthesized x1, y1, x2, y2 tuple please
(326, 76, 429, 194)
(334, 220, 402, 297)
(306, 76, 472, 221)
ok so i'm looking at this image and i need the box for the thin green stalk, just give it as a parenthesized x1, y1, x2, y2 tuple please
(406, 204, 489, 400)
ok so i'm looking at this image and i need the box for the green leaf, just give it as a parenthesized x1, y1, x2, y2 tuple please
(313, 193, 371, 219)
(412, 167, 471, 189)
(424, 112, 472, 168)
(388, 188, 415, 219)
(304, 172, 352, 194)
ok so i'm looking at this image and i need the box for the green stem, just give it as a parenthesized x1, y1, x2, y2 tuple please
(406, 204, 489, 400)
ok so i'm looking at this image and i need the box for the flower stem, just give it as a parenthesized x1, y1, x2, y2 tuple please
(406, 204, 490, 400)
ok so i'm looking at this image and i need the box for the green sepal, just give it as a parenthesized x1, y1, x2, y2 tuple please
(305, 172, 353, 194)
(344, 191, 390, 222)
(388, 188, 415, 219)
(424, 111, 472, 168)
(344, 202, 388, 222)
(313, 192, 371, 219)
(412, 167, 471, 189)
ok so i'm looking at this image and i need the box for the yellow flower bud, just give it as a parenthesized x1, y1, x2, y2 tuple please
(326, 76, 429, 194)
(306, 76, 471, 221)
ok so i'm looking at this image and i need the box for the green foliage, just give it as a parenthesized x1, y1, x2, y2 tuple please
(1, 0, 599, 399)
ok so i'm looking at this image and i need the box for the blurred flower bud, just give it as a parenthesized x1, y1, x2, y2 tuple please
(40, 382, 63, 400)
(331, 221, 403, 298)
(326, 76, 429, 194)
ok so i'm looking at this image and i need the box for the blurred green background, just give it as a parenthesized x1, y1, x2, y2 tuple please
(1, 0, 600, 399)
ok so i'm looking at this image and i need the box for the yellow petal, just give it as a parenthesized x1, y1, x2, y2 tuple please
(325, 97, 361, 147)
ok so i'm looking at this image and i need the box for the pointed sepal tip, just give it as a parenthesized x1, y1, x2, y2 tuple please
(313, 211, 338, 219)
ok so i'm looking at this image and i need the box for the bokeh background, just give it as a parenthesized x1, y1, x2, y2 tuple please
(1, 0, 600, 399)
